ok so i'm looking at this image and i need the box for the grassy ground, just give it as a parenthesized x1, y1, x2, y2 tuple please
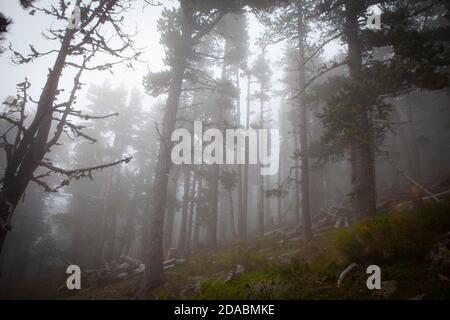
(70, 201, 450, 300)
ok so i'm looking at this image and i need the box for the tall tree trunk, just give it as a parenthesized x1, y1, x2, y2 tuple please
(257, 83, 265, 237)
(405, 95, 423, 183)
(185, 174, 197, 256)
(193, 177, 203, 249)
(207, 37, 230, 251)
(240, 72, 251, 240)
(177, 169, 190, 258)
(294, 133, 301, 225)
(344, 0, 377, 221)
(121, 205, 137, 256)
(163, 206, 175, 255)
(228, 190, 236, 239)
(208, 168, 220, 250)
(104, 175, 117, 262)
(277, 151, 282, 225)
(98, 168, 114, 265)
(235, 70, 244, 242)
(265, 112, 271, 227)
(389, 108, 403, 195)
(0, 23, 77, 256)
(136, 2, 193, 296)
(119, 173, 144, 256)
(297, 0, 313, 240)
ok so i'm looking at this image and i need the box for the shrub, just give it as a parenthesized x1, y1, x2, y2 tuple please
(335, 201, 450, 263)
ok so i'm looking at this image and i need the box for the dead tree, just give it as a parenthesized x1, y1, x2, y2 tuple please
(0, 0, 139, 256)
(0, 1, 36, 53)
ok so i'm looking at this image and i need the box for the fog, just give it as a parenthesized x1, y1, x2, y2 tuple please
(0, 0, 449, 300)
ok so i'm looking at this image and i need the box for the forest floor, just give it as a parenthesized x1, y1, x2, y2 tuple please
(69, 201, 450, 300)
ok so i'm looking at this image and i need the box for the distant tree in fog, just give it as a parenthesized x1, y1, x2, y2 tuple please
(0, 0, 139, 257)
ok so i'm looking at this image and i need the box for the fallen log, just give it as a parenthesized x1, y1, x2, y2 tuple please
(163, 258, 177, 270)
(119, 255, 142, 267)
(388, 160, 440, 202)
(337, 263, 358, 287)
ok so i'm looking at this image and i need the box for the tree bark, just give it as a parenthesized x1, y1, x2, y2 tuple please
(240, 72, 251, 240)
(294, 133, 301, 225)
(297, 0, 313, 240)
(104, 167, 118, 263)
(405, 95, 423, 183)
(228, 190, 236, 239)
(236, 70, 244, 242)
(257, 79, 265, 237)
(0, 25, 76, 255)
(185, 174, 197, 256)
(277, 151, 282, 225)
(193, 177, 203, 249)
(136, 2, 193, 297)
(177, 169, 190, 258)
(207, 37, 230, 251)
(344, 0, 377, 221)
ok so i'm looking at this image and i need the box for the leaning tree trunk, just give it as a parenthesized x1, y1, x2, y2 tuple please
(136, 7, 192, 294)
(297, 0, 313, 240)
(0, 25, 76, 256)
(345, 1, 377, 221)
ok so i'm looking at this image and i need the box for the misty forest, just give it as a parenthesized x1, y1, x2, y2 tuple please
(0, 0, 450, 300)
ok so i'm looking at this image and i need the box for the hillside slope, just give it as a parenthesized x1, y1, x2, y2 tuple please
(69, 201, 450, 300)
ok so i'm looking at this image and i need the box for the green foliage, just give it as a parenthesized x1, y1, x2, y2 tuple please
(264, 186, 289, 199)
(216, 13, 249, 68)
(157, 8, 190, 64)
(365, 2, 450, 91)
(252, 53, 272, 89)
(197, 272, 267, 300)
(318, 72, 394, 148)
(315, 0, 450, 151)
(308, 140, 345, 167)
(336, 202, 450, 263)
(143, 70, 171, 97)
